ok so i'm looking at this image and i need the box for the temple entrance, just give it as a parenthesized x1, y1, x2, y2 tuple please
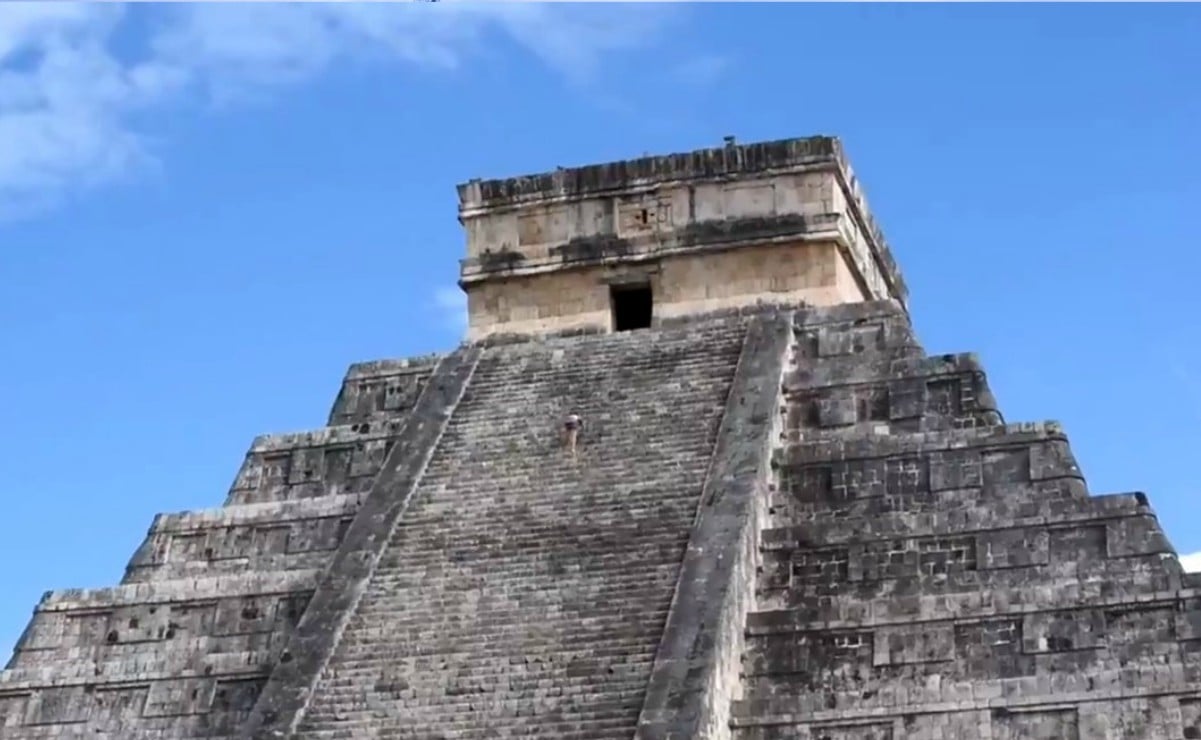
(610, 283, 653, 332)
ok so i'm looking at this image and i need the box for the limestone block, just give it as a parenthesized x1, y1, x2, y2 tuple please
(1107, 515, 1174, 558)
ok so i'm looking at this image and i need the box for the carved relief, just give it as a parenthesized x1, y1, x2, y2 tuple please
(811, 723, 893, 740)
(0, 693, 29, 728)
(992, 708, 1079, 740)
(517, 212, 545, 246)
(617, 195, 672, 237)
(143, 678, 215, 718)
(722, 182, 776, 219)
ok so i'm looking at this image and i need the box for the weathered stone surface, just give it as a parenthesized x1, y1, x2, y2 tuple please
(290, 313, 752, 738)
(730, 300, 1200, 740)
(2, 136, 1197, 740)
(0, 341, 437, 738)
(635, 312, 792, 740)
(458, 136, 906, 339)
(242, 347, 480, 738)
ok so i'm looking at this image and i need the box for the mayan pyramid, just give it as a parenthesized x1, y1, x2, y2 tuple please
(2, 136, 1198, 740)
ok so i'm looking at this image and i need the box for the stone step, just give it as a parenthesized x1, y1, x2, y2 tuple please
(356, 565, 683, 596)
(758, 491, 1174, 594)
(0, 651, 268, 689)
(741, 605, 1201, 700)
(750, 558, 1190, 628)
(124, 494, 360, 584)
(221, 373, 448, 508)
(5, 635, 279, 676)
(769, 422, 1084, 528)
(761, 489, 1154, 547)
(791, 302, 921, 362)
(334, 616, 671, 652)
(315, 664, 654, 695)
(300, 675, 647, 714)
(759, 526, 1173, 599)
(0, 673, 263, 737)
(327, 354, 440, 425)
(224, 419, 416, 507)
(330, 488, 686, 523)
(761, 551, 1182, 613)
(731, 668, 1201, 728)
(0, 726, 245, 737)
(125, 553, 333, 585)
(291, 313, 755, 738)
(791, 300, 907, 329)
(0, 728, 243, 740)
(7, 571, 317, 670)
(783, 351, 1002, 437)
(300, 703, 640, 740)
(747, 589, 1201, 640)
(775, 420, 1073, 466)
(784, 351, 984, 392)
(33, 570, 316, 612)
(150, 494, 361, 529)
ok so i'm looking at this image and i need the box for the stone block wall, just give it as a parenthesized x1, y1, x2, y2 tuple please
(457, 137, 907, 339)
(0, 353, 441, 737)
(730, 301, 1201, 740)
(465, 241, 864, 340)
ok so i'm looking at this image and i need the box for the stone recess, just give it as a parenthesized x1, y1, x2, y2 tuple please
(2, 136, 1198, 739)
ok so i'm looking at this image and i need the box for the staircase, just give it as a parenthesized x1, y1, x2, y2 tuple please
(292, 315, 752, 738)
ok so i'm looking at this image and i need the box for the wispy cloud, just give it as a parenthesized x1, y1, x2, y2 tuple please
(670, 54, 730, 87)
(0, 1, 682, 220)
(432, 285, 468, 335)
(1182, 551, 1201, 573)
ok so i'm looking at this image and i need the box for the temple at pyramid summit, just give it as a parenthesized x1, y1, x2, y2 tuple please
(3, 135, 1200, 739)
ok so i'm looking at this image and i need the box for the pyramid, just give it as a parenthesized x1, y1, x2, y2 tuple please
(2, 136, 1198, 739)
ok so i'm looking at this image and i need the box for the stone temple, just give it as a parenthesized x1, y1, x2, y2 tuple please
(2, 135, 1199, 740)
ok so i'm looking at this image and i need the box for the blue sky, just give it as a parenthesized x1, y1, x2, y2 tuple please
(1, 3, 1199, 659)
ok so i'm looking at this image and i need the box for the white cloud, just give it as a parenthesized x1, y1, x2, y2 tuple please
(0, 4, 146, 218)
(432, 285, 468, 335)
(670, 54, 730, 87)
(1181, 551, 1201, 573)
(0, 1, 680, 220)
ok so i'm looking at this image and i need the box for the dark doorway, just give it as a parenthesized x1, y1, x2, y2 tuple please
(610, 284, 653, 332)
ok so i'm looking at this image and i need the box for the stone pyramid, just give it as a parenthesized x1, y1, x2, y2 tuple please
(2, 136, 1197, 739)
